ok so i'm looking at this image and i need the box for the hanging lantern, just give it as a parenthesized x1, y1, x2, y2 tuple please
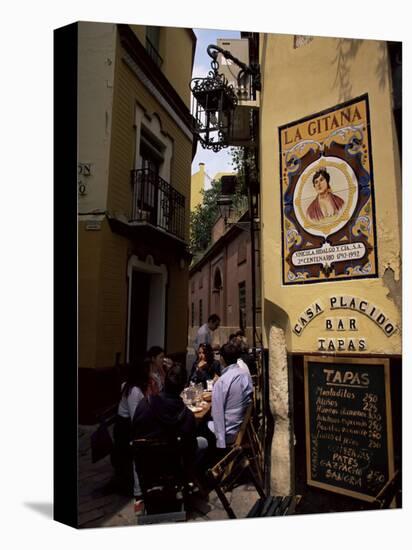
(191, 44, 261, 151)
(190, 58, 238, 152)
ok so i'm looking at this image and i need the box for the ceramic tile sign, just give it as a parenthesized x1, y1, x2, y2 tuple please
(279, 94, 378, 285)
(304, 356, 394, 502)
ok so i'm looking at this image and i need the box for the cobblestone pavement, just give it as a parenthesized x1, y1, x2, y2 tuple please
(78, 425, 259, 529)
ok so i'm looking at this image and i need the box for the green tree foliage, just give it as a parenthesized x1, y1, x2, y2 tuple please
(190, 148, 255, 256)
(190, 178, 221, 254)
(231, 147, 258, 192)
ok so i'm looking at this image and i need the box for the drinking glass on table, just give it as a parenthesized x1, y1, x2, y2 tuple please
(182, 387, 193, 406)
(194, 384, 203, 406)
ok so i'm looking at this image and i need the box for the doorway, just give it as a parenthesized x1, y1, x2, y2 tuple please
(212, 267, 223, 319)
(128, 271, 151, 364)
(126, 256, 168, 363)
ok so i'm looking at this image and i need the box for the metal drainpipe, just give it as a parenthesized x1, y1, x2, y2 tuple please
(245, 150, 257, 349)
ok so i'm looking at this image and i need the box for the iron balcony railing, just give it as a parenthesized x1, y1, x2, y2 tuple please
(131, 168, 186, 241)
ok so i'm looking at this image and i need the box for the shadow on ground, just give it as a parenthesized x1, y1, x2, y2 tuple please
(24, 502, 53, 520)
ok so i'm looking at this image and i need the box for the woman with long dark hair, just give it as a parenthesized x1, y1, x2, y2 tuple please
(112, 358, 150, 514)
(188, 343, 221, 388)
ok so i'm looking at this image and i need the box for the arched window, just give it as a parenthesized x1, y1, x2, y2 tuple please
(212, 267, 223, 319)
(213, 268, 222, 291)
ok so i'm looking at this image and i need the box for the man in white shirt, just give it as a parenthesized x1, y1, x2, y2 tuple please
(194, 313, 220, 351)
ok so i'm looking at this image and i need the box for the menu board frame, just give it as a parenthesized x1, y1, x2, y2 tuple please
(304, 355, 394, 502)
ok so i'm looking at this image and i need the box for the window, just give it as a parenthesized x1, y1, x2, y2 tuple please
(213, 268, 222, 291)
(191, 302, 195, 327)
(136, 128, 163, 211)
(199, 299, 203, 327)
(238, 281, 246, 331)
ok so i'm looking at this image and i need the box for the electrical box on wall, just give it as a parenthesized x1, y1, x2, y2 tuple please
(217, 38, 258, 146)
(217, 38, 250, 90)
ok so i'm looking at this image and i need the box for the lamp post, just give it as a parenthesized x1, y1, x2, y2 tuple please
(190, 44, 260, 152)
(191, 42, 261, 349)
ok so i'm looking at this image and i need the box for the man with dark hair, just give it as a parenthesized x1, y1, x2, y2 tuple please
(194, 313, 221, 351)
(208, 342, 253, 449)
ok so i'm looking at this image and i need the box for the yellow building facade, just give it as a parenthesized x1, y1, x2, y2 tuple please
(260, 35, 401, 353)
(190, 162, 206, 211)
(78, 22, 196, 421)
(258, 34, 401, 506)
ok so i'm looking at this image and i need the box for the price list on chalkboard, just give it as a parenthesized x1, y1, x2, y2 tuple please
(304, 357, 394, 502)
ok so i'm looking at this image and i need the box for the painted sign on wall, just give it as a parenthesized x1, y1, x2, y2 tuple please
(279, 94, 377, 284)
(291, 295, 397, 352)
(304, 356, 394, 502)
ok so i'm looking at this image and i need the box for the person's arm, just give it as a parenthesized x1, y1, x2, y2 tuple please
(211, 379, 227, 448)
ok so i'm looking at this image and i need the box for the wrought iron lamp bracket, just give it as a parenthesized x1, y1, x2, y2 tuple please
(206, 44, 261, 92)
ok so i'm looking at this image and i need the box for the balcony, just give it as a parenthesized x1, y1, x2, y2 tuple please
(131, 169, 186, 241)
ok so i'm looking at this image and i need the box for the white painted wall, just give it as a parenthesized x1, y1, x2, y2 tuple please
(77, 22, 116, 215)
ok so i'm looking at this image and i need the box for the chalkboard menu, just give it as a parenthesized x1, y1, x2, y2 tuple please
(304, 356, 394, 502)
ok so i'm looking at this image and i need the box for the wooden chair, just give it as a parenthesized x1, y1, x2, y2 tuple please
(206, 401, 266, 518)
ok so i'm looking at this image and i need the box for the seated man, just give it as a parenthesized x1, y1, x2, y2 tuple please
(208, 342, 253, 449)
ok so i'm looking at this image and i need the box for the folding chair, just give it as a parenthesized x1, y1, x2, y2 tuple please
(206, 401, 266, 518)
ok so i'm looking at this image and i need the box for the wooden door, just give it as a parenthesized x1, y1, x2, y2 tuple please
(129, 271, 151, 364)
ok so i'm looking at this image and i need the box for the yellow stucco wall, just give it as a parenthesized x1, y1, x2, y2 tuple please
(212, 171, 236, 181)
(129, 25, 194, 107)
(108, 31, 192, 241)
(78, 222, 104, 368)
(161, 27, 195, 107)
(260, 34, 401, 356)
(78, 23, 117, 369)
(77, 22, 116, 214)
(95, 221, 129, 368)
(82, 27, 193, 369)
(191, 163, 205, 211)
(78, 24, 194, 369)
(129, 25, 146, 46)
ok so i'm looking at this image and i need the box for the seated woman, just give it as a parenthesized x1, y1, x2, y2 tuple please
(111, 358, 150, 515)
(189, 343, 221, 388)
